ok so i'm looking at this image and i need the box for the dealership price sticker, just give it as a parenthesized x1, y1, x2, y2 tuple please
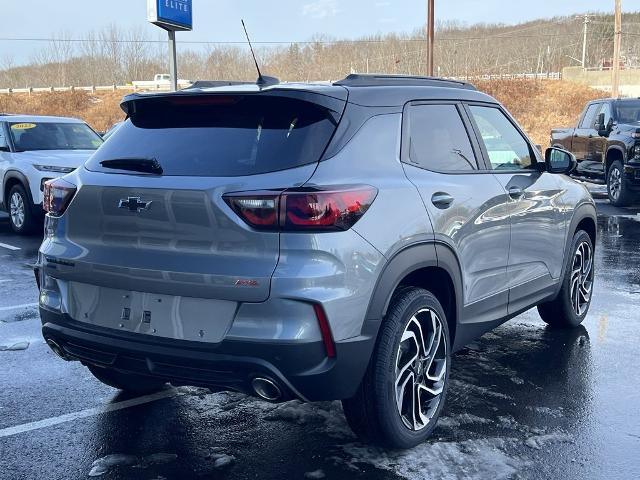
(10, 123, 37, 130)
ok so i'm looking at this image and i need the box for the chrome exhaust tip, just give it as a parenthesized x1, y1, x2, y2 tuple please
(251, 377, 282, 402)
(45, 338, 67, 360)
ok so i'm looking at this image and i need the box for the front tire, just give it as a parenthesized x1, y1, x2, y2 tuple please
(607, 160, 632, 207)
(538, 230, 594, 328)
(87, 365, 167, 394)
(8, 184, 39, 235)
(342, 287, 451, 449)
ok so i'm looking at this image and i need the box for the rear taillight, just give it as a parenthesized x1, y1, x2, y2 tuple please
(43, 178, 77, 217)
(224, 185, 377, 232)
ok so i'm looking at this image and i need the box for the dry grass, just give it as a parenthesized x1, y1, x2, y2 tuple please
(0, 80, 606, 144)
(0, 90, 125, 133)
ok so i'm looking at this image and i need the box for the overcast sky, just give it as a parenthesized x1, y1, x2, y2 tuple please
(1, 0, 624, 65)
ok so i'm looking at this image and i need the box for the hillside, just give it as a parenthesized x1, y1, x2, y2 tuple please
(1, 11, 639, 89)
(0, 79, 605, 147)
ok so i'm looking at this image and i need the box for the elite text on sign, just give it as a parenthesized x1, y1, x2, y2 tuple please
(147, 0, 193, 31)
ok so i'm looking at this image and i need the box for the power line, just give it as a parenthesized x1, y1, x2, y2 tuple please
(0, 32, 589, 46)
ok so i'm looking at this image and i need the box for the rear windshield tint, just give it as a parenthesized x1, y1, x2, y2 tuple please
(86, 95, 340, 176)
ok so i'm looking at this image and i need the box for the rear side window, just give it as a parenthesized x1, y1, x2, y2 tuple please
(406, 104, 478, 171)
(87, 95, 340, 177)
(580, 104, 600, 129)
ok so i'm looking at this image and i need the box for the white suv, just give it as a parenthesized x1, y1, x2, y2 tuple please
(0, 114, 103, 234)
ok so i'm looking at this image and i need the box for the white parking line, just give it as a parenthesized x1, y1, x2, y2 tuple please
(0, 388, 180, 438)
(0, 303, 39, 312)
(0, 242, 20, 251)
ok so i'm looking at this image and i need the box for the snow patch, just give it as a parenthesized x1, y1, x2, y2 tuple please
(526, 406, 563, 418)
(0, 341, 29, 351)
(89, 454, 137, 477)
(439, 414, 492, 428)
(304, 469, 326, 479)
(212, 454, 235, 468)
(262, 400, 355, 439)
(342, 438, 522, 480)
(524, 433, 572, 450)
(88, 453, 177, 477)
(450, 379, 512, 401)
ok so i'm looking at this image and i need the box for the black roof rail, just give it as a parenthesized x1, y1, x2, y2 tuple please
(184, 80, 255, 90)
(334, 74, 476, 90)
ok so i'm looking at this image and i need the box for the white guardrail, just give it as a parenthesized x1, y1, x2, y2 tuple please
(449, 72, 562, 81)
(0, 83, 189, 94)
(0, 73, 563, 94)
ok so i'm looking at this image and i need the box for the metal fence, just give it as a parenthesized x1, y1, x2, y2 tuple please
(0, 84, 172, 94)
(449, 72, 562, 81)
(0, 72, 563, 94)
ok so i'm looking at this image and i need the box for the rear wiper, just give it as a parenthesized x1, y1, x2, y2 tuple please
(99, 157, 163, 175)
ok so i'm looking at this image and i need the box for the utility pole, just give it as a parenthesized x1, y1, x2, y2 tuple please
(579, 14, 594, 69)
(426, 0, 434, 76)
(612, 0, 622, 97)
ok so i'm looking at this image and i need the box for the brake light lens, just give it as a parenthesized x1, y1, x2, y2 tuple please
(43, 178, 77, 217)
(224, 185, 377, 232)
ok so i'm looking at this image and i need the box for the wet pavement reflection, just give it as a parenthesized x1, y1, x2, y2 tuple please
(0, 206, 639, 479)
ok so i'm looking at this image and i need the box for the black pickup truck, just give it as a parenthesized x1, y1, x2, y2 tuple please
(551, 98, 640, 206)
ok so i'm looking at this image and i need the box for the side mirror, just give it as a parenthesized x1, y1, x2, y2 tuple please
(0, 136, 9, 152)
(545, 147, 576, 174)
(595, 112, 611, 136)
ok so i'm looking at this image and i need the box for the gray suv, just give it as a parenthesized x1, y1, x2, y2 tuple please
(37, 74, 597, 449)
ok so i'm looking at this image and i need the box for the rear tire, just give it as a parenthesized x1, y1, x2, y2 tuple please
(538, 230, 594, 328)
(607, 160, 632, 207)
(342, 287, 451, 449)
(8, 184, 39, 235)
(87, 365, 167, 394)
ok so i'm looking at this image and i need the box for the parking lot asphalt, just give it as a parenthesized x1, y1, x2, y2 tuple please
(1, 201, 639, 480)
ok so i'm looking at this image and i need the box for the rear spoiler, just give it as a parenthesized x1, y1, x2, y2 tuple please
(120, 89, 348, 117)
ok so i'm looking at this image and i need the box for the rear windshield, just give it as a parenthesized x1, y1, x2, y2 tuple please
(9, 122, 102, 151)
(86, 95, 341, 176)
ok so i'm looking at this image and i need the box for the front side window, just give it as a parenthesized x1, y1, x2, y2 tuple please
(469, 106, 534, 171)
(599, 103, 613, 128)
(406, 104, 478, 172)
(9, 122, 102, 151)
(580, 104, 601, 129)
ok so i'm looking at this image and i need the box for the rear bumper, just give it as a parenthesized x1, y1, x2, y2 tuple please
(40, 308, 375, 402)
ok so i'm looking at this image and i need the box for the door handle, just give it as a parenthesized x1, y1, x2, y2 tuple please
(508, 186, 524, 199)
(431, 192, 454, 209)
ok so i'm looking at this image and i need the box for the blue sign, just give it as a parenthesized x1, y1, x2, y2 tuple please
(148, 0, 193, 31)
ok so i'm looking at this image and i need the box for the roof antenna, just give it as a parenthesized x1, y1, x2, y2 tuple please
(241, 19, 278, 87)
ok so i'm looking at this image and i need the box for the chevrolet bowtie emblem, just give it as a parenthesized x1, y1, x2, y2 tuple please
(118, 196, 152, 212)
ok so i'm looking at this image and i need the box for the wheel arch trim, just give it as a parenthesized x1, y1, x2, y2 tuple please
(605, 145, 626, 169)
(363, 241, 463, 343)
(559, 203, 597, 286)
(2, 169, 35, 210)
